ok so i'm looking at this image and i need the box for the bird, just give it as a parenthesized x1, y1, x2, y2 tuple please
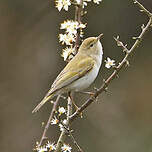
(32, 34, 103, 113)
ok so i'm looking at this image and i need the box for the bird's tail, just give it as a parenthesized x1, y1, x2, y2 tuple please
(32, 94, 53, 113)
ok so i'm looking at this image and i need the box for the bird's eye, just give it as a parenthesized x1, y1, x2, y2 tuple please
(90, 43, 94, 47)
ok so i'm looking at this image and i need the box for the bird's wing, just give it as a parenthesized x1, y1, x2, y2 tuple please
(46, 56, 95, 96)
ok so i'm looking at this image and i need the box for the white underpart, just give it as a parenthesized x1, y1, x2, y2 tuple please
(69, 41, 103, 91)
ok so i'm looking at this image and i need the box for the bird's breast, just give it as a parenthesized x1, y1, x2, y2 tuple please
(68, 64, 100, 91)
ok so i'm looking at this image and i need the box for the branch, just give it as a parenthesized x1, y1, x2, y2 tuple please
(69, 0, 152, 122)
(55, 95, 72, 152)
(133, 0, 152, 17)
(67, 130, 83, 152)
(38, 95, 61, 147)
(58, 119, 83, 152)
(74, 0, 83, 52)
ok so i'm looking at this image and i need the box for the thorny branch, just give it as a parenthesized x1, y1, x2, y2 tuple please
(133, 0, 152, 17)
(55, 96, 72, 152)
(69, 0, 152, 122)
(58, 120, 83, 152)
(67, 130, 83, 152)
(38, 95, 61, 147)
(74, 0, 83, 52)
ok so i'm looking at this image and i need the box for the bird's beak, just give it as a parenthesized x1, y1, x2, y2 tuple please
(97, 33, 103, 41)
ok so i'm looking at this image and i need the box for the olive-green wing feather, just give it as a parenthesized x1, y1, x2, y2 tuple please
(48, 56, 95, 96)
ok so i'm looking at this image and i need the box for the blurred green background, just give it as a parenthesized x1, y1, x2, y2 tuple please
(0, 0, 152, 152)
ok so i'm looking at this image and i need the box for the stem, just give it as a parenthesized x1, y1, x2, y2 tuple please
(39, 95, 61, 147)
(67, 131, 83, 152)
(133, 0, 152, 17)
(75, 0, 83, 52)
(55, 94, 72, 152)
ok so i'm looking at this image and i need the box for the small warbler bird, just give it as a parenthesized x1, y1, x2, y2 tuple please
(32, 34, 103, 113)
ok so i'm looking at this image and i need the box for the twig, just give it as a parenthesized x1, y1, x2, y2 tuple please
(75, 0, 83, 52)
(38, 95, 61, 147)
(59, 121, 83, 152)
(55, 94, 73, 152)
(133, 0, 152, 17)
(113, 36, 129, 54)
(67, 130, 83, 152)
(69, 0, 152, 122)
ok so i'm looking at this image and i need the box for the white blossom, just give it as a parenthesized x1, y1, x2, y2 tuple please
(61, 144, 72, 152)
(51, 117, 59, 125)
(93, 0, 102, 4)
(59, 33, 75, 45)
(75, 0, 81, 4)
(55, 0, 71, 11)
(60, 20, 86, 35)
(59, 123, 65, 132)
(79, 23, 86, 29)
(37, 147, 47, 152)
(61, 20, 78, 35)
(75, 0, 91, 6)
(62, 119, 68, 125)
(58, 107, 66, 115)
(83, 0, 91, 7)
(55, 0, 63, 11)
(61, 47, 75, 61)
(105, 57, 115, 69)
(46, 141, 56, 151)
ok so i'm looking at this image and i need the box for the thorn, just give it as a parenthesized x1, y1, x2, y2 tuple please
(123, 49, 129, 54)
(103, 79, 106, 82)
(43, 136, 48, 140)
(132, 37, 142, 41)
(132, 36, 137, 40)
(137, 37, 142, 41)
(94, 87, 99, 92)
(95, 96, 99, 102)
(141, 24, 145, 30)
(122, 43, 129, 53)
(116, 35, 120, 40)
(70, 129, 74, 133)
(116, 74, 119, 78)
(50, 100, 54, 104)
(114, 36, 124, 47)
(113, 36, 117, 41)
(91, 95, 97, 101)
(80, 114, 83, 118)
(113, 65, 118, 70)
(118, 41, 123, 47)
(41, 122, 45, 127)
(60, 95, 67, 100)
(125, 60, 130, 67)
(82, 11, 87, 16)
(104, 87, 108, 93)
